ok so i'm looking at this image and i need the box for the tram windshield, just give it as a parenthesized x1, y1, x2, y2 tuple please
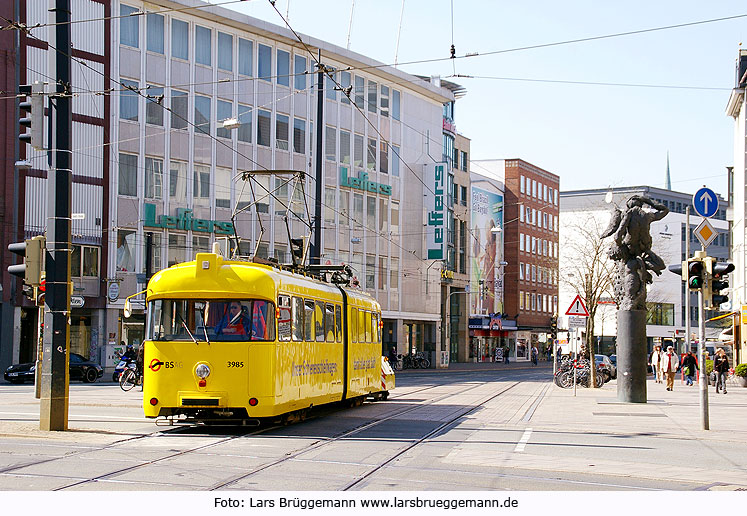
(146, 299, 276, 342)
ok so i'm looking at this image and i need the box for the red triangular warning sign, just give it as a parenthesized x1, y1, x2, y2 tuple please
(565, 295, 589, 316)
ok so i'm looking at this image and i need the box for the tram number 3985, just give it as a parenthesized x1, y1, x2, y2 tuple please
(227, 361, 245, 368)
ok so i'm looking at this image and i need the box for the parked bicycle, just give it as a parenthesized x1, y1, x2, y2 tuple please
(397, 352, 431, 370)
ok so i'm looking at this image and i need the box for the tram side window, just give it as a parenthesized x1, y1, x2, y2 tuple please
(335, 305, 342, 343)
(304, 299, 314, 341)
(315, 300, 325, 342)
(365, 311, 372, 343)
(278, 295, 291, 342)
(372, 313, 378, 343)
(250, 300, 275, 341)
(358, 308, 366, 343)
(292, 296, 304, 341)
(350, 307, 357, 343)
(325, 303, 335, 342)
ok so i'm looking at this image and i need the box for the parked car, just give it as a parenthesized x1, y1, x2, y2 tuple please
(4, 353, 103, 384)
(609, 354, 617, 367)
(595, 354, 617, 381)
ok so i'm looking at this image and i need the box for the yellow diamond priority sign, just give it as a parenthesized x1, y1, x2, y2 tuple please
(694, 218, 717, 248)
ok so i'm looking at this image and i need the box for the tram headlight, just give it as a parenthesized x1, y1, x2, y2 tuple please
(195, 363, 211, 379)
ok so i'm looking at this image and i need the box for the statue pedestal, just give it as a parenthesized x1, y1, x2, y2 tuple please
(616, 310, 648, 403)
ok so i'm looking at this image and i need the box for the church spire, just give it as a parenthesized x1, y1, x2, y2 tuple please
(665, 151, 671, 190)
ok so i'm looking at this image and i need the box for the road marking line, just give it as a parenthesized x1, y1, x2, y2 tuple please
(514, 428, 533, 452)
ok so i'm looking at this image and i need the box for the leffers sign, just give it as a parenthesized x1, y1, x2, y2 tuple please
(144, 203, 234, 234)
(339, 167, 392, 196)
(425, 162, 447, 259)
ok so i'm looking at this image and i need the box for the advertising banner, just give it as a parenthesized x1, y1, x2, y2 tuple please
(470, 186, 504, 315)
(424, 162, 447, 260)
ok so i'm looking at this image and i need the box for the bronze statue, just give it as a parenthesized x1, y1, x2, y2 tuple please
(601, 195, 669, 310)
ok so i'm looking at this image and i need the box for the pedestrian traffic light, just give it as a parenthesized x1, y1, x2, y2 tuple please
(8, 235, 46, 288)
(668, 257, 705, 291)
(705, 258, 734, 310)
(18, 82, 44, 151)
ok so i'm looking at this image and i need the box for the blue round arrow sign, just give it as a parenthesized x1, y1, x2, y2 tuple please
(692, 187, 718, 218)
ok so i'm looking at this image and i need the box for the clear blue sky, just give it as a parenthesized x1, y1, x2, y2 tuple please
(224, 0, 746, 197)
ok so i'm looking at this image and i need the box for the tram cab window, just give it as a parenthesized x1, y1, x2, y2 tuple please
(335, 305, 342, 343)
(350, 308, 357, 343)
(146, 299, 276, 342)
(291, 296, 304, 341)
(304, 300, 314, 341)
(315, 300, 325, 342)
(278, 295, 291, 342)
(325, 303, 335, 342)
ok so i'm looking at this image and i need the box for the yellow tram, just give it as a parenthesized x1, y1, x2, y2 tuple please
(141, 251, 394, 424)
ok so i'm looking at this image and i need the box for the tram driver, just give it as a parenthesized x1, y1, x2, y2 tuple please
(216, 301, 251, 337)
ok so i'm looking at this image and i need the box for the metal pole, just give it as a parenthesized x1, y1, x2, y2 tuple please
(41, 0, 72, 431)
(697, 287, 709, 430)
(311, 50, 324, 265)
(685, 206, 690, 355)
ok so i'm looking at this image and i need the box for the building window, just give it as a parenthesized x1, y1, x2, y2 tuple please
(353, 193, 363, 228)
(171, 19, 189, 60)
(367, 80, 377, 113)
(519, 233, 524, 252)
(293, 118, 306, 154)
(217, 32, 233, 71)
(391, 200, 399, 235)
(366, 255, 375, 289)
(145, 157, 163, 200)
(195, 26, 212, 66)
(294, 55, 306, 90)
(169, 161, 187, 205)
(238, 38, 253, 76)
(146, 13, 164, 54)
(69, 245, 99, 277)
(379, 141, 388, 174)
(171, 90, 187, 130)
(380, 85, 389, 117)
(325, 68, 337, 100)
(118, 153, 137, 196)
(366, 196, 376, 231)
(168, 234, 186, 267)
(379, 197, 388, 232)
(324, 187, 335, 226)
(193, 165, 210, 208)
(193, 235, 211, 255)
(378, 256, 387, 290)
(392, 89, 400, 120)
(354, 134, 364, 168)
(340, 71, 351, 104)
(276, 114, 289, 150)
(257, 109, 271, 146)
(339, 130, 351, 165)
(215, 167, 231, 209)
(145, 85, 164, 126)
(339, 190, 349, 226)
(519, 291, 524, 310)
(216, 100, 232, 139)
(144, 233, 162, 273)
(258, 43, 272, 81)
(460, 185, 467, 206)
(238, 104, 252, 143)
(392, 145, 400, 177)
(354, 76, 365, 108)
(120, 79, 138, 121)
(647, 303, 675, 326)
(116, 230, 136, 272)
(367, 138, 376, 170)
(120, 4, 139, 48)
(276, 49, 290, 87)
(325, 126, 336, 161)
(194, 95, 211, 135)
(390, 258, 399, 290)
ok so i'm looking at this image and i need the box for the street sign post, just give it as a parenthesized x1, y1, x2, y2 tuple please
(694, 219, 717, 248)
(693, 187, 718, 218)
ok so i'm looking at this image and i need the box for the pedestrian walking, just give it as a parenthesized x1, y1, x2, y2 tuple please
(714, 348, 730, 394)
(504, 346, 510, 365)
(531, 345, 538, 366)
(681, 351, 698, 386)
(660, 345, 679, 391)
(649, 345, 663, 383)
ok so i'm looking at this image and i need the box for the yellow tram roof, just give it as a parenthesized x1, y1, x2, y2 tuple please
(146, 253, 380, 310)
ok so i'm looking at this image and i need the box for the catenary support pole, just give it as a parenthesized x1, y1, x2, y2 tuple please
(685, 206, 690, 356)
(698, 266, 709, 430)
(41, 0, 72, 431)
(311, 50, 324, 265)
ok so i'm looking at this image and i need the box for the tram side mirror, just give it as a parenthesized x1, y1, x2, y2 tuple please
(123, 298, 132, 318)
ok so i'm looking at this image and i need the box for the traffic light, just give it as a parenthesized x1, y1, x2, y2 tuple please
(290, 237, 306, 265)
(705, 258, 734, 310)
(18, 82, 44, 151)
(8, 235, 46, 293)
(549, 315, 558, 339)
(668, 257, 705, 290)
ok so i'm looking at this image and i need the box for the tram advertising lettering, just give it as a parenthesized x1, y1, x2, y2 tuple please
(291, 360, 338, 377)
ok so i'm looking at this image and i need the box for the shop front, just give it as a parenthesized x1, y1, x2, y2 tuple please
(468, 315, 517, 362)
